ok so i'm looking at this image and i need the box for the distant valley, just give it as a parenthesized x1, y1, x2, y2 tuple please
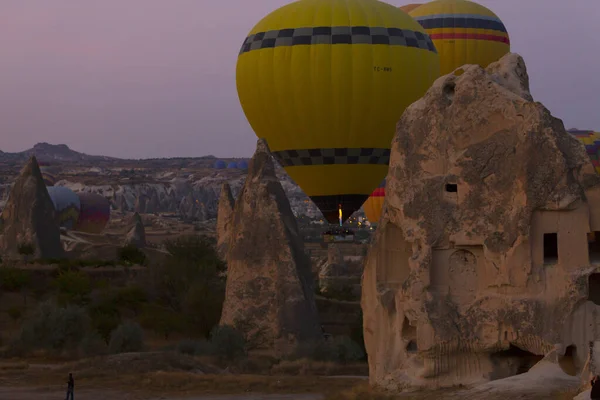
(0, 143, 324, 222)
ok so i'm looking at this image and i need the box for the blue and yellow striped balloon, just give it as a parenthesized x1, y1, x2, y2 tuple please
(409, 0, 510, 75)
(568, 129, 600, 174)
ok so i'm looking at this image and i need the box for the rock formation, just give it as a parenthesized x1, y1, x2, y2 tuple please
(216, 182, 235, 259)
(362, 53, 600, 389)
(0, 162, 320, 221)
(0, 156, 64, 259)
(134, 194, 147, 214)
(125, 212, 146, 248)
(318, 244, 360, 297)
(220, 139, 321, 355)
(175, 192, 209, 222)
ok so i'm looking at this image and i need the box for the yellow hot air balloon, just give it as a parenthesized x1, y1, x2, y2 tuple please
(236, 0, 440, 223)
(399, 3, 422, 13)
(409, 0, 510, 76)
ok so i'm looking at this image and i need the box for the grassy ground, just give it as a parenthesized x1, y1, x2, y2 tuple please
(0, 352, 368, 398)
(0, 358, 582, 400)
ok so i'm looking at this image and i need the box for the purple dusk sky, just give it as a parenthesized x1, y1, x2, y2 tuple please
(0, 0, 598, 159)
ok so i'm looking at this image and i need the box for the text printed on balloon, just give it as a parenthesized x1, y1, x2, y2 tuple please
(373, 66, 392, 72)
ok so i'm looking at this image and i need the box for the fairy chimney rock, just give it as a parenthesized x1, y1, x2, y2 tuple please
(0, 156, 64, 259)
(125, 212, 146, 248)
(362, 53, 600, 389)
(220, 138, 321, 355)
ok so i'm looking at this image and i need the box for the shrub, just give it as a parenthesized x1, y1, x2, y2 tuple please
(114, 285, 147, 314)
(108, 321, 144, 354)
(139, 304, 185, 340)
(51, 258, 117, 269)
(328, 336, 365, 364)
(7, 306, 22, 321)
(176, 339, 215, 356)
(80, 331, 108, 356)
(89, 300, 121, 344)
(149, 234, 226, 337)
(94, 279, 110, 290)
(210, 325, 246, 361)
(15, 301, 91, 352)
(53, 269, 91, 305)
(117, 245, 146, 266)
(350, 310, 366, 359)
(293, 336, 365, 364)
(181, 280, 224, 338)
(17, 242, 35, 256)
(164, 235, 224, 273)
(0, 267, 31, 291)
(92, 313, 121, 344)
(293, 340, 333, 361)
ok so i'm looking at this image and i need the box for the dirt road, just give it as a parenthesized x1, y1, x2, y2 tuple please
(0, 387, 323, 400)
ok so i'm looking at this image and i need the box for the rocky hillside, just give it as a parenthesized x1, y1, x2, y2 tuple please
(0, 142, 117, 163)
(0, 152, 322, 221)
(57, 167, 318, 221)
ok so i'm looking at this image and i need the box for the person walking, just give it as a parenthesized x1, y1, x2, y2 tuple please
(65, 372, 74, 400)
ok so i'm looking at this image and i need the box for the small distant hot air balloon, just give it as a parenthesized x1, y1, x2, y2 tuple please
(568, 129, 600, 174)
(75, 192, 110, 234)
(409, 0, 510, 76)
(214, 160, 226, 169)
(363, 179, 386, 223)
(227, 161, 238, 169)
(238, 160, 249, 170)
(236, 0, 440, 223)
(46, 186, 81, 229)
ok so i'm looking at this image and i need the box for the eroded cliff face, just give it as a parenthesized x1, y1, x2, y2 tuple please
(362, 53, 600, 389)
(216, 182, 235, 259)
(220, 139, 321, 355)
(0, 167, 320, 222)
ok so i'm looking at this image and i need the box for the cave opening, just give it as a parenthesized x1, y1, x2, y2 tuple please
(589, 274, 600, 305)
(445, 183, 458, 193)
(490, 344, 543, 380)
(543, 233, 558, 264)
(406, 340, 418, 353)
(588, 232, 600, 263)
(558, 344, 579, 376)
(402, 317, 417, 353)
(443, 81, 456, 101)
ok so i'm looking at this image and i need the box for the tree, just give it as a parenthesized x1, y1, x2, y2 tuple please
(139, 304, 185, 340)
(53, 269, 92, 306)
(149, 235, 226, 337)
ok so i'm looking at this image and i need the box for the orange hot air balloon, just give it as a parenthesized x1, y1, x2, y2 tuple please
(363, 180, 385, 223)
(399, 3, 422, 13)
